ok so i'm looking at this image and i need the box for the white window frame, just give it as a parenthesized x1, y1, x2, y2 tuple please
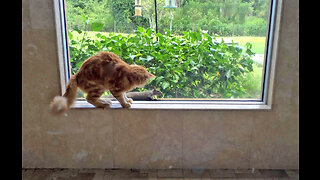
(53, 0, 282, 110)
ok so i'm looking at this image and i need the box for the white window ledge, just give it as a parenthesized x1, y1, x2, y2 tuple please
(71, 100, 271, 110)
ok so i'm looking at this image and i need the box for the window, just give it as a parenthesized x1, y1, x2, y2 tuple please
(53, 0, 281, 109)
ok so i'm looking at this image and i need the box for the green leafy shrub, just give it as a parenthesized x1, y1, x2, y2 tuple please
(68, 27, 255, 98)
(243, 17, 267, 36)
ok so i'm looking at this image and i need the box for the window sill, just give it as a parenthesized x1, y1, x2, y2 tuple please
(71, 100, 271, 110)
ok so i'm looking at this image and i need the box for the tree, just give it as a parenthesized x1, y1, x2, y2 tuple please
(252, 0, 270, 19)
(219, 0, 252, 36)
(109, 0, 149, 33)
(66, 0, 114, 31)
(110, 0, 134, 32)
(66, 0, 269, 36)
(141, 0, 166, 30)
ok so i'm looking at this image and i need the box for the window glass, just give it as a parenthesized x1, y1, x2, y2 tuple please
(65, 0, 272, 100)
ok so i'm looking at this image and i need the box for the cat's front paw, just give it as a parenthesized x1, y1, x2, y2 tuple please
(121, 103, 131, 108)
(127, 98, 133, 104)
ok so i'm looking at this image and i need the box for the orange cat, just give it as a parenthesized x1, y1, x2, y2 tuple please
(50, 51, 155, 114)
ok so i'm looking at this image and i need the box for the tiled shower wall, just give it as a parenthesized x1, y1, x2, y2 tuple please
(22, 0, 298, 169)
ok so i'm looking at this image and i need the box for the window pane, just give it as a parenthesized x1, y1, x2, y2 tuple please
(65, 0, 272, 100)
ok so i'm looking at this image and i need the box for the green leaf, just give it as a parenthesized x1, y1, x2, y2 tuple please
(156, 76, 164, 83)
(172, 41, 178, 45)
(245, 42, 252, 49)
(129, 54, 136, 60)
(161, 82, 170, 89)
(172, 74, 180, 83)
(146, 28, 152, 36)
(73, 27, 82, 34)
(96, 33, 102, 38)
(140, 57, 147, 62)
(246, 49, 255, 56)
(137, 26, 144, 33)
(226, 70, 231, 79)
(156, 33, 163, 38)
(146, 55, 154, 61)
(68, 31, 73, 40)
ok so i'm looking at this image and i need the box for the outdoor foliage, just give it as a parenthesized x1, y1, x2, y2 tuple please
(65, 0, 270, 36)
(68, 27, 255, 98)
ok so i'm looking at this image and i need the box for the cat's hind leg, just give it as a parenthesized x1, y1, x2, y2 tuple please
(86, 89, 111, 108)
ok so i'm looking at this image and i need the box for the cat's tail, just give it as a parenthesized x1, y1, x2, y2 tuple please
(50, 76, 78, 114)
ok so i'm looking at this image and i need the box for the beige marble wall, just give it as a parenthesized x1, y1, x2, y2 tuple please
(22, 0, 299, 169)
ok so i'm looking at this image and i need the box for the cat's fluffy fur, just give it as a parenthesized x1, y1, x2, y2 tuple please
(50, 51, 155, 114)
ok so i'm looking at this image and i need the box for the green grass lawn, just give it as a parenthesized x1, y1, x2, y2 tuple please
(217, 36, 266, 54)
(241, 64, 263, 99)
